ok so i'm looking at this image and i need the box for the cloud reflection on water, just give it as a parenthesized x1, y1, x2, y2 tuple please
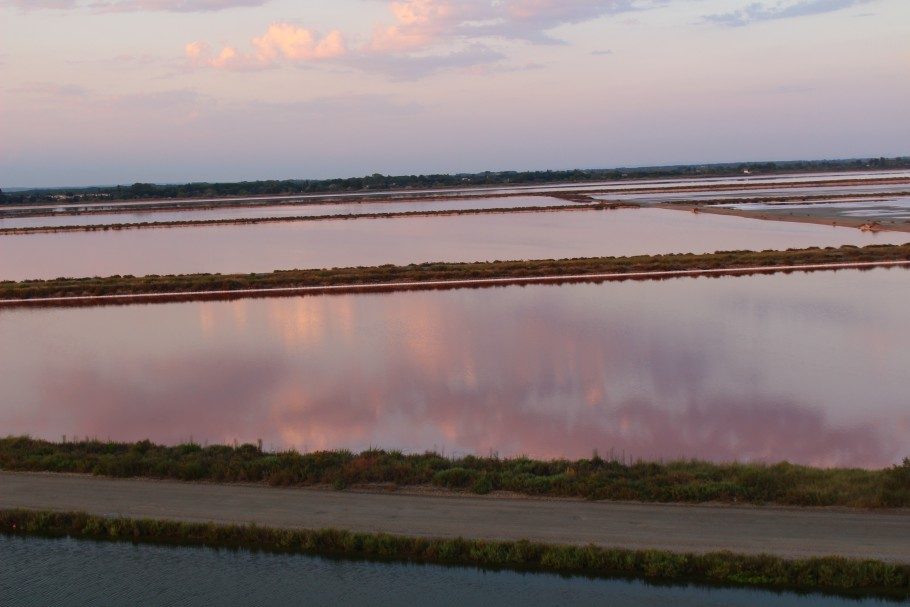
(5, 269, 908, 468)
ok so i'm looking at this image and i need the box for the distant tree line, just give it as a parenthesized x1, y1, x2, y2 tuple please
(2, 156, 908, 205)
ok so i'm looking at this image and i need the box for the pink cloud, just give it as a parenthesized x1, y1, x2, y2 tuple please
(368, 0, 461, 52)
(368, 0, 660, 50)
(182, 0, 654, 75)
(186, 23, 346, 70)
(253, 23, 346, 61)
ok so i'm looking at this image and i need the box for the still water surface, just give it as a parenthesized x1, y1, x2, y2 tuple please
(1, 208, 906, 280)
(0, 536, 896, 607)
(1, 268, 907, 467)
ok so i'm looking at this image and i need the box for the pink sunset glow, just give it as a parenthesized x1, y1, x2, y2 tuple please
(1, 0, 908, 186)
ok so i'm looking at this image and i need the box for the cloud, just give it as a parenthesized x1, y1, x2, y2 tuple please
(111, 53, 160, 65)
(351, 44, 507, 80)
(705, 0, 875, 26)
(186, 23, 346, 70)
(3, 0, 269, 11)
(13, 82, 89, 97)
(253, 23, 346, 61)
(367, 0, 464, 52)
(250, 94, 422, 116)
(365, 0, 656, 48)
(184, 0, 656, 77)
(107, 88, 203, 110)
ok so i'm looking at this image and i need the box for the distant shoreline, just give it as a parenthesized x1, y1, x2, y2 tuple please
(4, 160, 907, 208)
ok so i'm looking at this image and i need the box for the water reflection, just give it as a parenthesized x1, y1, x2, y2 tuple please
(1, 208, 908, 281)
(1, 268, 907, 467)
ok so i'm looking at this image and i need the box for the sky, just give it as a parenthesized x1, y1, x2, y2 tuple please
(0, 0, 908, 187)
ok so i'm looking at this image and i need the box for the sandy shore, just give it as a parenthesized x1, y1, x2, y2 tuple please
(2, 471, 908, 562)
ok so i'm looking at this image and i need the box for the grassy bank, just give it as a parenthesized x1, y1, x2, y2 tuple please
(3, 437, 908, 508)
(0, 202, 614, 236)
(1, 510, 907, 597)
(3, 243, 910, 301)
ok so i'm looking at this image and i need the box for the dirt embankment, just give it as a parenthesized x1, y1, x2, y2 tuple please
(2, 472, 908, 562)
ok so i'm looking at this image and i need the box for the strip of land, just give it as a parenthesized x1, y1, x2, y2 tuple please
(660, 203, 910, 233)
(655, 191, 910, 206)
(5, 438, 906, 508)
(3, 509, 908, 597)
(2, 472, 908, 564)
(591, 176, 910, 196)
(0, 202, 614, 235)
(3, 243, 909, 304)
(5, 510, 908, 597)
(3, 260, 907, 307)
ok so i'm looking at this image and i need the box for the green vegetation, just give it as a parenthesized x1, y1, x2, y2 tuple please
(3, 243, 910, 302)
(3, 156, 907, 205)
(0, 202, 613, 236)
(1, 510, 906, 597)
(3, 437, 908, 508)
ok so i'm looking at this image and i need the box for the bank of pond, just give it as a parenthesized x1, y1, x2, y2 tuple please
(2, 438, 908, 508)
(1, 511, 907, 603)
(3, 242, 909, 300)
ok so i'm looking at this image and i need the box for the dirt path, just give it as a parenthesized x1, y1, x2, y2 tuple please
(2, 472, 908, 562)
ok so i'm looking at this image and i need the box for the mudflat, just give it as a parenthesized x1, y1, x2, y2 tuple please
(2, 472, 908, 563)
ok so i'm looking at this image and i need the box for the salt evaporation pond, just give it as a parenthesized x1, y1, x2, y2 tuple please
(1, 267, 907, 468)
(0, 195, 572, 229)
(1, 208, 907, 281)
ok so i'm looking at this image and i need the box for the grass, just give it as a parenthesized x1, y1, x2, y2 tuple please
(3, 437, 908, 508)
(2, 243, 910, 301)
(1, 509, 907, 597)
